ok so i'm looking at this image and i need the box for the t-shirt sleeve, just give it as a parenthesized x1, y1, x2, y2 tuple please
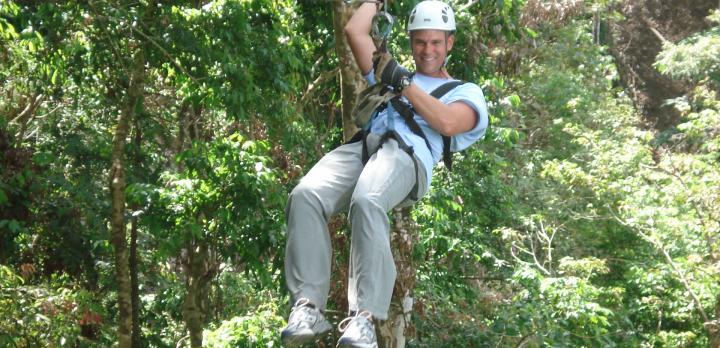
(443, 83, 489, 152)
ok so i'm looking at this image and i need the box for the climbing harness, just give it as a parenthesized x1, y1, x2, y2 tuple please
(378, 80, 466, 171)
(350, 80, 465, 175)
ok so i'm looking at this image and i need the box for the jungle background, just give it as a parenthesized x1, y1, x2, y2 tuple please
(1, 0, 719, 347)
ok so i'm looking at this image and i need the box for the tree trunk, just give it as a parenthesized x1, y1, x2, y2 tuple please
(376, 207, 418, 348)
(182, 238, 219, 348)
(130, 216, 142, 347)
(11, 93, 44, 145)
(130, 117, 143, 348)
(606, 0, 717, 130)
(332, 0, 366, 142)
(109, 50, 145, 348)
(708, 292, 720, 348)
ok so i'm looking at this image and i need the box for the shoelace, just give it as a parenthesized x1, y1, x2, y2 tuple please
(338, 310, 374, 339)
(289, 298, 316, 325)
(293, 298, 312, 309)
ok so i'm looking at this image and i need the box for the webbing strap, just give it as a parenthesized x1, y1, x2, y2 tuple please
(442, 135, 452, 170)
(429, 81, 465, 99)
(359, 131, 422, 201)
(390, 97, 432, 152)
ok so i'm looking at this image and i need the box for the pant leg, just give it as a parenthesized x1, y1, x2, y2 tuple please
(347, 139, 420, 320)
(285, 141, 364, 311)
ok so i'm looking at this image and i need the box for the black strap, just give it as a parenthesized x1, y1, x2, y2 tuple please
(384, 131, 421, 201)
(429, 81, 465, 99)
(362, 130, 370, 164)
(346, 130, 364, 144)
(390, 97, 432, 152)
(363, 131, 422, 201)
(442, 135, 452, 170)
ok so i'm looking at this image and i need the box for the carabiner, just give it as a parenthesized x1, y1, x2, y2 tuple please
(371, 11, 394, 41)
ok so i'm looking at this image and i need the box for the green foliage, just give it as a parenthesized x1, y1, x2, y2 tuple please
(494, 263, 618, 347)
(408, 14, 720, 347)
(204, 305, 284, 347)
(163, 0, 305, 119)
(483, 15, 720, 347)
(2, 0, 308, 344)
(140, 134, 285, 271)
(655, 10, 720, 85)
(449, 0, 526, 81)
(0, 265, 112, 346)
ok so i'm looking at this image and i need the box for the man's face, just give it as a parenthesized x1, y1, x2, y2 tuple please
(410, 29, 454, 77)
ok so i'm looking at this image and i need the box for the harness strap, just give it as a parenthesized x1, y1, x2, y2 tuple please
(383, 131, 421, 201)
(362, 130, 370, 164)
(429, 80, 465, 98)
(390, 97, 432, 151)
(361, 131, 422, 201)
(442, 135, 452, 171)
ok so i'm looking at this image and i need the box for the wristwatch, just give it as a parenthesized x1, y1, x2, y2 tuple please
(398, 75, 412, 93)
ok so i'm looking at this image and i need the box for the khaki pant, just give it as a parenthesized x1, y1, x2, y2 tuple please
(284, 135, 427, 320)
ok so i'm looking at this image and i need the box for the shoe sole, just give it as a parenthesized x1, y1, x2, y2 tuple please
(336, 338, 378, 348)
(282, 333, 314, 347)
(282, 328, 332, 347)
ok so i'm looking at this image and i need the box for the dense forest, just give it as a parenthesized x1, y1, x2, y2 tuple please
(1, 0, 719, 347)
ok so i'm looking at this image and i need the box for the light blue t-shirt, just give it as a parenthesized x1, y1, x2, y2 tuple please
(365, 71, 489, 187)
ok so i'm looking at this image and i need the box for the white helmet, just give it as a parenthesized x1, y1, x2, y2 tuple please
(407, 0, 456, 32)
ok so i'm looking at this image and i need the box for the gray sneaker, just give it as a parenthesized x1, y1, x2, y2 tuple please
(336, 310, 378, 348)
(281, 298, 332, 347)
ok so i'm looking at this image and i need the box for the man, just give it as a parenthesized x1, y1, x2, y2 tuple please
(280, 1, 489, 347)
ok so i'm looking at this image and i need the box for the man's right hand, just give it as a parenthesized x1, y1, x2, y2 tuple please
(373, 51, 411, 91)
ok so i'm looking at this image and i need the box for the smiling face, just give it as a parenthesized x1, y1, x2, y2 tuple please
(410, 29, 454, 78)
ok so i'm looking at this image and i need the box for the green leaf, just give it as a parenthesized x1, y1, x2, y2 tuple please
(51, 68, 58, 85)
(525, 27, 538, 39)
(8, 220, 21, 233)
(13, 172, 25, 186)
(508, 94, 522, 108)
(32, 151, 54, 166)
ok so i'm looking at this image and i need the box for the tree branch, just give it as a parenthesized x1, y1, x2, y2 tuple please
(132, 28, 200, 84)
(300, 67, 339, 107)
(608, 206, 711, 325)
(458, 0, 480, 12)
